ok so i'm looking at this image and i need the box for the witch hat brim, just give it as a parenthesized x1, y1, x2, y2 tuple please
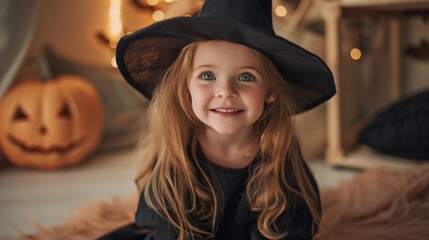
(116, 0, 336, 113)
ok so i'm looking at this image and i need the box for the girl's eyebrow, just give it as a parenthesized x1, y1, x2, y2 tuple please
(193, 65, 262, 73)
(237, 66, 264, 76)
(193, 64, 217, 71)
(240, 66, 262, 72)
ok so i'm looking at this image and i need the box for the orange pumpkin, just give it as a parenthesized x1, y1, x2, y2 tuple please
(0, 75, 104, 169)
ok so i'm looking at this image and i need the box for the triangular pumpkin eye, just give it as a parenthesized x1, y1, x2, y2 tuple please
(13, 106, 28, 121)
(58, 103, 72, 119)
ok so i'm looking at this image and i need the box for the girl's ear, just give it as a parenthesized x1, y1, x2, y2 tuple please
(265, 96, 274, 104)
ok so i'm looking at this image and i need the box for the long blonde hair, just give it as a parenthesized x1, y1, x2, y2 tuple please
(136, 40, 321, 239)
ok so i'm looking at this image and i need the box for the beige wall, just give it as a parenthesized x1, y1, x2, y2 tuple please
(27, 0, 157, 67)
(28, 0, 112, 66)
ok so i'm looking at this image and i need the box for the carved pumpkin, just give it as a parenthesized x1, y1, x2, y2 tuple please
(0, 75, 104, 169)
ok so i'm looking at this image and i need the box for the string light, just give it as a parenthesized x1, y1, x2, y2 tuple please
(275, 5, 287, 17)
(109, 0, 122, 37)
(109, 0, 123, 49)
(109, 0, 123, 66)
(350, 48, 362, 60)
(147, 0, 159, 6)
(111, 56, 118, 68)
(152, 10, 165, 21)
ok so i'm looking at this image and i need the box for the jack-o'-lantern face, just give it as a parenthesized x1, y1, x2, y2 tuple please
(0, 76, 104, 169)
(8, 101, 81, 155)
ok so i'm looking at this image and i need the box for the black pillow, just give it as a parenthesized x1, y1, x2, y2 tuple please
(358, 90, 429, 160)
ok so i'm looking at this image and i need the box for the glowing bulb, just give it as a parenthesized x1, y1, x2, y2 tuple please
(152, 10, 165, 21)
(147, 0, 159, 6)
(111, 57, 118, 68)
(110, 0, 123, 38)
(350, 48, 362, 60)
(275, 5, 287, 17)
(164, 0, 174, 2)
(109, 39, 118, 49)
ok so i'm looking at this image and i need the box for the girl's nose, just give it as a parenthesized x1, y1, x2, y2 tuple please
(215, 80, 238, 98)
(39, 125, 47, 135)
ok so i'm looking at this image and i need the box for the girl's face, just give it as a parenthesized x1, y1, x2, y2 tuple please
(188, 41, 269, 136)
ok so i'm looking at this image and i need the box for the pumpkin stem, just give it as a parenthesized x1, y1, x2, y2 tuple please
(38, 56, 53, 80)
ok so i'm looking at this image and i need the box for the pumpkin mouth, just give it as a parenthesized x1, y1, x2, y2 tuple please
(7, 134, 80, 154)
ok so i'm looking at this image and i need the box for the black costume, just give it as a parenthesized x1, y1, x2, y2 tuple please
(100, 146, 320, 240)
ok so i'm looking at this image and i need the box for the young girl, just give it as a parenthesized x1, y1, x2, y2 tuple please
(101, 0, 335, 239)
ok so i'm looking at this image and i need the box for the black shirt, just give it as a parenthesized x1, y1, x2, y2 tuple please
(134, 146, 319, 240)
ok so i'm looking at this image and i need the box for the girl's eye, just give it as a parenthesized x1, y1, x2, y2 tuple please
(200, 71, 215, 80)
(238, 72, 255, 82)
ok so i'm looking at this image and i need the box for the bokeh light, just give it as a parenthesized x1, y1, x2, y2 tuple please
(147, 0, 159, 6)
(152, 10, 165, 21)
(275, 5, 287, 17)
(350, 48, 362, 60)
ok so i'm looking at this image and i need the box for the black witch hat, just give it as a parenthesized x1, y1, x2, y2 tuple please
(116, 0, 336, 113)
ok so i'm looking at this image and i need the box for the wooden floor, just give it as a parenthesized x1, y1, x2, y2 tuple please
(0, 147, 358, 240)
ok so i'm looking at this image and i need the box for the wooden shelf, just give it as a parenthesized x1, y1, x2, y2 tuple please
(341, 0, 429, 12)
(321, 0, 429, 169)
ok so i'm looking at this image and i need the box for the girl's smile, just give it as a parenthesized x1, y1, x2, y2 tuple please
(209, 107, 244, 116)
(189, 41, 269, 136)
